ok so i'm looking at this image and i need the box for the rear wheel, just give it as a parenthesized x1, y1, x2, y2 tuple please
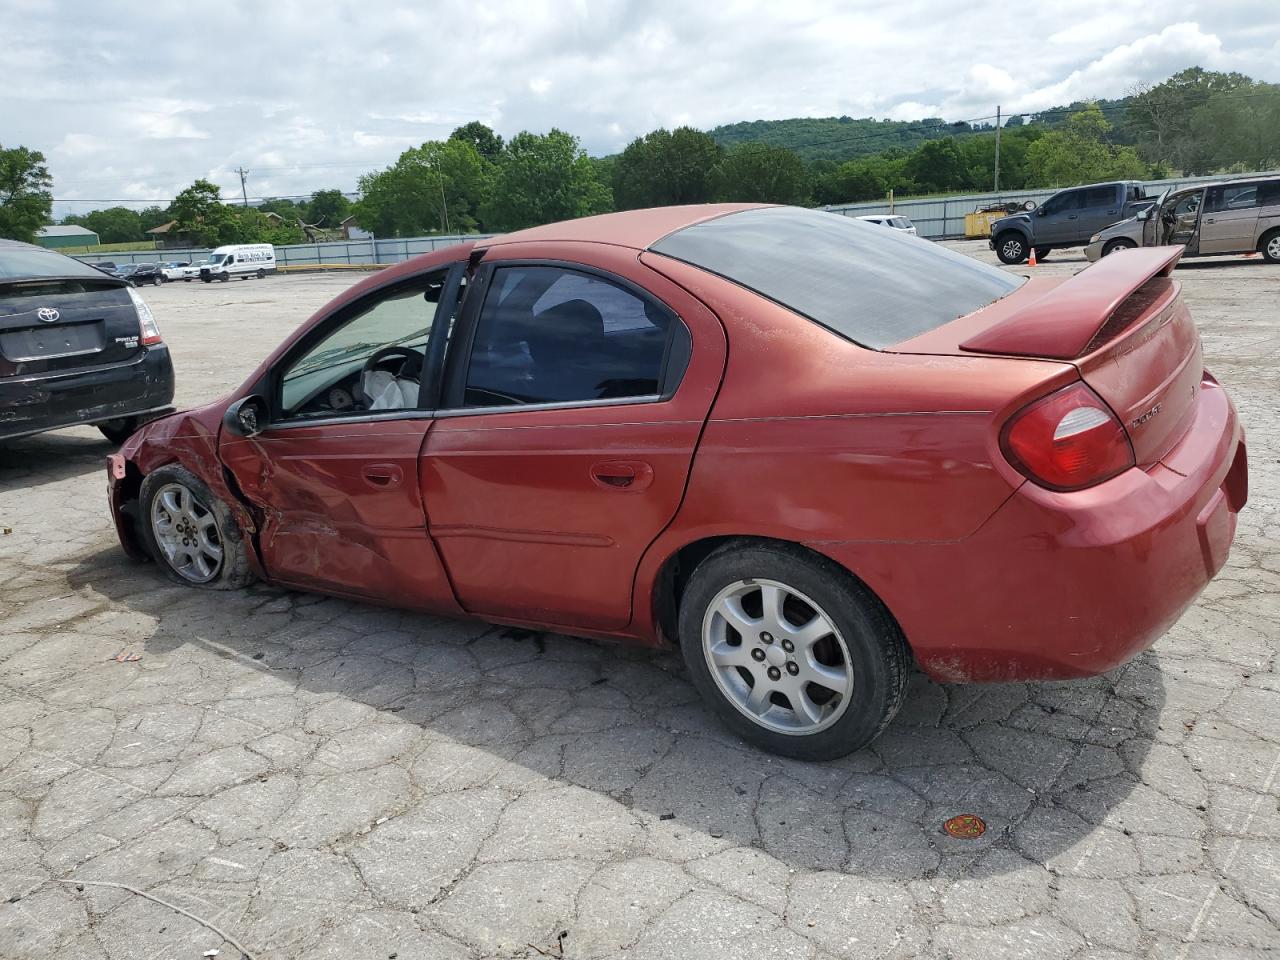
(1260, 229, 1280, 264)
(1035, 247, 1051, 261)
(678, 541, 909, 760)
(152, 275, 163, 286)
(995, 232, 1028, 265)
(256, 268, 266, 279)
(139, 466, 254, 590)
(1103, 238, 1137, 257)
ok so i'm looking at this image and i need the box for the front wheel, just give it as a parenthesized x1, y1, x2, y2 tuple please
(139, 465, 254, 590)
(219, 272, 230, 282)
(1260, 229, 1280, 264)
(678, 542, 909, 760)
(995, 232, 1028, 265)
(152, 275, 163, 286)
(1103, 238, 1137, 257)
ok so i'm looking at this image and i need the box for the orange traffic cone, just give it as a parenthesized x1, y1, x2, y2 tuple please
(1027, 246, 1037, 267)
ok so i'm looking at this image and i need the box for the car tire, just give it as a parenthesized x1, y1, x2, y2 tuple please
(98, 417, 140, 445)
(1035, 247, 1051, 261)
(219, 272, 230, 282)
(256, 268, 266, 279)
(1259, 229, 1280, 264)
(138, 465, 254, 591)
(1103, 238, 1137, 257)
(995, 232, 1028, 265)
(152, 275, 162, 286)
(677, 540, 910, 760)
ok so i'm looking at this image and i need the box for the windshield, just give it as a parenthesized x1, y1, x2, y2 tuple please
(650, 207, 1026, 350)
(207, 254, 225, 264)
(0, 243, 123, 282)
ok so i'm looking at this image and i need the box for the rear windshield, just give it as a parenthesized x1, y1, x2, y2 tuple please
(0, 244, 117, 282)
(651, 207, 1024, 349)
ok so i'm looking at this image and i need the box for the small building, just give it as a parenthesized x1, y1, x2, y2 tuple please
(146, 220, 200, 250)
(36, 225, 100, 249)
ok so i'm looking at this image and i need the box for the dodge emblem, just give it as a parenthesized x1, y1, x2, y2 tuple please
(37, 307, 60, 323)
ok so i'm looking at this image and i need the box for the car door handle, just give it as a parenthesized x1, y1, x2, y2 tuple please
(1106, 209, 1119, 215)
(1204, 218, 1215, 224)
(590, 460, 654, 491)
(361, 463, 403, 487)
(1066, 214, 1078, 220)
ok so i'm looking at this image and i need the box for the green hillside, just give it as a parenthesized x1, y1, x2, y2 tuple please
(708, 97, 1135, 164)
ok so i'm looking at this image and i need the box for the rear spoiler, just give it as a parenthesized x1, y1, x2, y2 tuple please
(960, 246, 1183, 360)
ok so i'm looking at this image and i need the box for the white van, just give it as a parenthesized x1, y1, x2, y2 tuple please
(199, 244, 276, 282)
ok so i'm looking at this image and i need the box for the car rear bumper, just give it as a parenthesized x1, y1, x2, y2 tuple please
(816, 374, 1247, 682)
(0, 346, 175, 441)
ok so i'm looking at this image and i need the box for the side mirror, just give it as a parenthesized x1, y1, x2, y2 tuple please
(223, 395, 267, 438)
(1035, 207, 1046, 216)
(1136, 208, 1149, 221)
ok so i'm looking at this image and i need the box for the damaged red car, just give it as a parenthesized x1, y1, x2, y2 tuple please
(107, 205, 1248, 759)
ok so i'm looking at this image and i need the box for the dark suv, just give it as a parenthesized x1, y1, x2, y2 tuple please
(990, 181, 1153, 264)
(0, 240, 175, 444)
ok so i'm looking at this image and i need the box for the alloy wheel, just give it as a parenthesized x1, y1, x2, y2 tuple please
(150, 482, 224, 583)
(1001, 238, 1024, 262)
(1267, 236, 1280, 260)
(701, 578, 854, 735)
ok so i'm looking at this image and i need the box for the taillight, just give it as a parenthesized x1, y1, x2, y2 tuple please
(1001, 382, 1134, 491)
(127, 287, 163, 345)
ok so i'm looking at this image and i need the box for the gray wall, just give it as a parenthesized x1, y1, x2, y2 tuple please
(824, 170, 1280, 240)
(73, 234, 494, 268)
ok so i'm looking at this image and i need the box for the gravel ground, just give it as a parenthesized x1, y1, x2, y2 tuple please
(0, 244, 1277, 960)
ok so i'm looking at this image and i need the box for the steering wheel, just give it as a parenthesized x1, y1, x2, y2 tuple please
(357, 346, 422, 407)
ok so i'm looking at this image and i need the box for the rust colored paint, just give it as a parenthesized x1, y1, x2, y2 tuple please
(105, 205, 1248, 687)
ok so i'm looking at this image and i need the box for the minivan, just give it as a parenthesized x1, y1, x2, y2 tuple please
(1087, 176, 1280, 263)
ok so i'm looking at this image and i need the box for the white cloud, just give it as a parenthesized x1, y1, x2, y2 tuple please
(1, 0, 1273, 217)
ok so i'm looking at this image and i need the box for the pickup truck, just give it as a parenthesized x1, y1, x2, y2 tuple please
(990, 181, 1154, 264)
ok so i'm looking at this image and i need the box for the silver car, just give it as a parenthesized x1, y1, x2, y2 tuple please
(1086, 175, 1280, 263)
(856, 215, 918, 235)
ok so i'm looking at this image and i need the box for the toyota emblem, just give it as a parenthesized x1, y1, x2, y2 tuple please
(37, 307, 60, 323)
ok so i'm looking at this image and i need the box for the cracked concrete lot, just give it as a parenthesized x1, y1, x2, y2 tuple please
(1, 244, 1277, 960)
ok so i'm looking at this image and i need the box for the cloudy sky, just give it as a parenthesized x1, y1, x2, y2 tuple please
(2, 0, 1276, 217)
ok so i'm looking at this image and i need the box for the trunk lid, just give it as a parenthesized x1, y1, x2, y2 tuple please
(0, 278, 144, 379)
(892, 247, 1201, 467)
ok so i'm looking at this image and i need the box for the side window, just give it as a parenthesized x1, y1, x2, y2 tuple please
(278, 270, 453, 419)
(1259, 180, 1280, 207)
(1207, 184, 1258, 213)
(1083, 186, 1118, 208)
(1042, 191, 1081, 216)
(463, 266, 684, 408)
(1172, 193, 1201, 218)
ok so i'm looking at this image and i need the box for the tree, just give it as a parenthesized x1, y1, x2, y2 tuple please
(612, 127, 723, 209)
(0, 144, 53, 243)
(1191, 81, 1280, 171)
(305, 189, 351, 228)
(355, 139, 489, 236)
(903, 137, 967, 193)
(257, 198, 304, 221)
(1125, 67, 1253, 174)
(139, 205, 171, 232)
(710, 143, 810, 204)
(65, 206, 142, 244)
(1024, 105, 1148, 187)
(450, 122, 505, 163)
(480, 129, 612, 231)
(170, 179, 268, 246)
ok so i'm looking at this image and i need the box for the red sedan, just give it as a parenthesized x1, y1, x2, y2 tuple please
(107, 205, 1248, 759)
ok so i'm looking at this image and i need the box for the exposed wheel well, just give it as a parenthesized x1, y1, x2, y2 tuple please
(652, 535, 906, 653)
(1259, 226, 1280, 248)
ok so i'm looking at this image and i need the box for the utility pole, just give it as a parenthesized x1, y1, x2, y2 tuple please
(235, 167, 249, 207)
(993, 106, 1001, 194)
